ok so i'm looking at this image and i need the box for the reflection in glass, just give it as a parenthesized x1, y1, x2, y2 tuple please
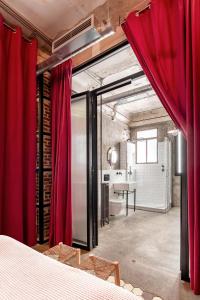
(137, 140, 146, 163)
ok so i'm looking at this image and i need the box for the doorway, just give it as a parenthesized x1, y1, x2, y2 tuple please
(71, 41, 189, 282)
(95, 87, 180, 287)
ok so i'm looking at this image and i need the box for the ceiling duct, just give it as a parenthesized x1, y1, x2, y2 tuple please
(37, 15, 114, 75)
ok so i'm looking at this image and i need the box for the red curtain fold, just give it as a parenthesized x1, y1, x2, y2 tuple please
(0, 16, 37, 246)
(49, 60, 72, 247)
(122, 0, 200, 294)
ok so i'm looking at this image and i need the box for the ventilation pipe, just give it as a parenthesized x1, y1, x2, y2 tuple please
(37, 15, 115, 75)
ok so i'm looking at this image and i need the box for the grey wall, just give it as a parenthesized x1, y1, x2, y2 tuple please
(98, 111, 130, 170)
(130, 121, 175, 142)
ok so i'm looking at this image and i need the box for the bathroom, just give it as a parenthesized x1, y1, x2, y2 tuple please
(71, 43, 181, 276)
(94, 96, 182, 280)
(98, 106, 180, 227)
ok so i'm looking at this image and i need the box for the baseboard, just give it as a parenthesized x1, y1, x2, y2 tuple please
(128, 205, 171, 213)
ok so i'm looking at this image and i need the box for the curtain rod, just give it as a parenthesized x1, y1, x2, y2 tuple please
(3, 20, 32, 43)
(135, 3, 151, 17)
(121, 1, 151, 25)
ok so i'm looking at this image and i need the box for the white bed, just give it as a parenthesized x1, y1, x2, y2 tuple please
(0, 235, 137, 300)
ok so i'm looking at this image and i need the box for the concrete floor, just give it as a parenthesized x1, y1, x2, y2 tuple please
(90, 208, 200, 300)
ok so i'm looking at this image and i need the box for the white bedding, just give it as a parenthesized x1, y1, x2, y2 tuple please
(0, 235, 137, 300)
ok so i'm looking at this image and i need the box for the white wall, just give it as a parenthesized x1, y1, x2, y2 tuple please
(128, 141, 171, 210)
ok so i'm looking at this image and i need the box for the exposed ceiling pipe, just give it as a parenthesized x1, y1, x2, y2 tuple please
(84, 69, 102, 85)
(98, 84, 154, 105)
(108, 91, 157, 122)
(111, 104, 117, 120)
(100, 103, 130, 124)
(114, 91, 156, 106)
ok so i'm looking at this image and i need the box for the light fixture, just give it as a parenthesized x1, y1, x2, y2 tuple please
(111, 150, 118, 164)
(107, 147, 118, 166)
(168, 129, 179, 136)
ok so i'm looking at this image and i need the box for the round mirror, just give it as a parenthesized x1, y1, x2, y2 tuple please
(107, 147, 118, 166)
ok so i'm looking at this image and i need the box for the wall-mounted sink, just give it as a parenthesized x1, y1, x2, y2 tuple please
(113, 182, 136, 191)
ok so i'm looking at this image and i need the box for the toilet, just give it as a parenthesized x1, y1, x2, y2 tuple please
(109, 198, 125, 216)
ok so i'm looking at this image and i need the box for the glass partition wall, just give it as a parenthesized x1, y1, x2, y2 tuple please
(71, 42, 188, 280)
(71, 94, 88, 245)
(71, 92, 97, 250)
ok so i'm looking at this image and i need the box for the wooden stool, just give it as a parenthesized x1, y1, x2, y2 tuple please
(78, 254, 120, 286)
(43, 242, 81, 266)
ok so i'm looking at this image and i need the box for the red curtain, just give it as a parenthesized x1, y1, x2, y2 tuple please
(0, 16, 37, 246)
(122, 0, 200, 294)
(49, 60, 72, 246)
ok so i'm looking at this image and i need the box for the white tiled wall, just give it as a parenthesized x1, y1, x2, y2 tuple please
(101, 169, 127, 183)
(99, 140, 171, 215)
(129, 141, 170, 210)
(100, 169, 127, 201)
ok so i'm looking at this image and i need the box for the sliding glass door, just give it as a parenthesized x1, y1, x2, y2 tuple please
(71, 92, 97, 250)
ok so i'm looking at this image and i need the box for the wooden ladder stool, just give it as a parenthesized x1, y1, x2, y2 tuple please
(78, 254, 120, 286)
(43, 242, 81, 266)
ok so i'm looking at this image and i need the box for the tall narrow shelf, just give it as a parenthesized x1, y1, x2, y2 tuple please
(37, 71, 51, 244)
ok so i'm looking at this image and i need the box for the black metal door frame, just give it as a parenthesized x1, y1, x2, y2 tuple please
(71, 40, 190, 281)
(71, 91, 97, 250)
(92, 88, 190, 282)
(90, 92, 98, 248)
(179, 136, 190, 281)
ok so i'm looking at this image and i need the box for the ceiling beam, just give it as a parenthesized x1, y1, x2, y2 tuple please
(129, 115, 171, 127)
(100, 84, 153, 105)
